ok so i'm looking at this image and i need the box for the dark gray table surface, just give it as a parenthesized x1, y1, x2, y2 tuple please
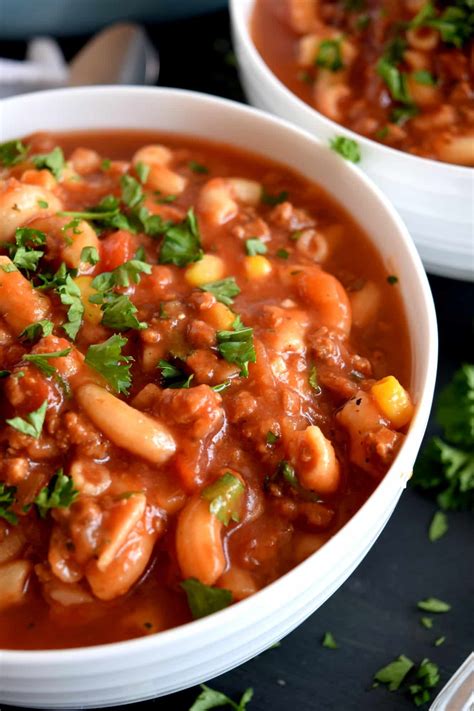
(2, 8, 473, 711)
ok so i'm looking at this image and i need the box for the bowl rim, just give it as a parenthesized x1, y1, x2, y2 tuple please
(0, 85, 438, 665)
(229, 0, 473, 177)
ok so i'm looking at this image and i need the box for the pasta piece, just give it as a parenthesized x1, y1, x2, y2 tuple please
(198, 178, 262, 225)
(0, 256, 51, 334)
(76, 383, 176, 464)
(287, 425, 341, 494)
(176, 496, 225, 585)
(0, 560, 31, 611)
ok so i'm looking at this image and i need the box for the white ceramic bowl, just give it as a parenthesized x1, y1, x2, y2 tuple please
(0, 87, 437, 709)
(230, 0, 474, 282)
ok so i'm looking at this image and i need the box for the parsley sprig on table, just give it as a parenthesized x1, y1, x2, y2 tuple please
(412, 364, 474, 511)
(189, 684, 253, 711)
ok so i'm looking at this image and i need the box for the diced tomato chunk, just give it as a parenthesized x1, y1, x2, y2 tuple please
(99, 231, 136, 271)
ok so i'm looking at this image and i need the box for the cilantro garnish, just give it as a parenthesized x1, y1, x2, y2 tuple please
(101, 158, 111, 171)
(121, 174, 144, 208)
(80, 246, 100, 266)
(34, 469, 78, 518)
(8, 227, 46, 274)
(411, 1, 474, 47)
(57, 274, 84, 340)
(201, 472, 245, 526)
(261, 189, 288, 206)
(279, 460, 298, 487)
(413, 70, 436, 86)
(91, 259, 151, 292)
(20, 319, 54, 343)
(216, 315, 256, 377)
(387, 275, 399, 285)
(23, 347, 72, 377)
(420, 617, 433, 629)
(409, 658, 440, 706)
(0, 370, 10, 378)
(245, 238, 267, 256)
(266, 431, 279, 445)
(37, 199, 48, 209)
(32, 146, 65, 179)
(85, 334, 133, 394)
(158, 208, 203, 267)
(91, 292, 147, 331)
(417, 597, 451, 613)
(0, 483, 18, 525)
(6, 400, 48, 439)
(315, 38, 344, 71)
(189, 684, 253, 711)
(135, 161, 150, 184)
(434, 636, 445, 647)
(0, 139, 29, 167)
(377, 58, 412, 103)
(309, 363, 321, 393)
(211, 381, 232, 393)
(412, 364, 474, 510)
(200, 277, 241, 306)
(188, 160, 209, 174)
(158, 359, 194, 389)
(322, 632, 338, 649)
(390, 105, 419, 125)
(329, 136, 361, 163)
(276, 248, 289, 259)
(374, 655, 414, 691)
(428, 511, 448, 542)
(181, 578, 232, 620)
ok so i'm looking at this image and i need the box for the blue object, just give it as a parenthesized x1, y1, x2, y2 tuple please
(1, 0, 227, 38)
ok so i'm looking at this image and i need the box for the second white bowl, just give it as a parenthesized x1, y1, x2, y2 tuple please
(230, 0, 474, 282)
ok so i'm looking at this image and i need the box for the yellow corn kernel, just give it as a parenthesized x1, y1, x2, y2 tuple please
(74, 276, 102, 326)
(204, 302, 235, 330)
(371, 375, 414, 429)
(244, 255, 272, 280)
(185, 254, 225, 286)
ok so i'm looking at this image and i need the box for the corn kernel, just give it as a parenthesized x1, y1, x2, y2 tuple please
(204, 302, 235, 330)
(244, 255, 272, 279)
(371, 375, 414, 429)
(185, 254, 225, 286)
(74, 276, 102, 326)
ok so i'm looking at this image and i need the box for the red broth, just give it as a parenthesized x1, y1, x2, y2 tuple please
(252, 0, 474, 166)
(0, 130, 411, 648)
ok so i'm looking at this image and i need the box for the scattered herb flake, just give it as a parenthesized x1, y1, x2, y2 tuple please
(276, 248, 289, 259)
(202, 472, 245, 526)
(189, 684, 253, 711)
(245, 238, 267, 256)
(329, 136, 361, 163)
(23, 348, 72, 377)
(6, 400, 48, 439)
(261, 188, 288, 206)
(217, 316, 256, 377)
(266, 431, 279, 445)
(34, 469, 78, 518)
(188, 160, 209, 174)
(417, 597, 451, 613)
(0, 139, 29, 167)
(200, 277, 241, 306)
(387, 275, 399, 285)
(85, 334, 133, 394)
(32, 146, 65, 179)
(159, 208, 203, 267)
(315, 38, 344, 71)
(428, 511, 448, 542)
(0, 483, 17, 525)
(420, 617, 433, 629)
(80, 246, 100, 266)
(434, 636, 445, 647)
(322, 632, 338, 649)
(20, 319, 54, 343)
(158, 359, 194, 389)
(373, 654, 414, 691)
(135, 161, 150, 184)
(180, 579, 232, 620)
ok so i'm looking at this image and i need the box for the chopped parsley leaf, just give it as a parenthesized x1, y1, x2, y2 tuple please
(413, 70, 437, 85)
(135, 161, 150, 184)
(279, 461, 298, 487)
(6, 400, 48, 439)
(9, 227, 46, 274)
(217, 316, 256, 377)
(266, 431, 279, 445)
(387, 275, 399, 285)
(57, 274, 84, 340)
(245, 238, 267, 256)
(180, 578, 232, 620)
(85, 334, 133, 394)
(434, 636, 445, 647)
(200, 277, 241, 306)
(158, 208, 203, 267)
(37, 199, 48, 209)
(373, 654, 414, 691)
(309, 363, 321, 392)
(409, 658, 440, 706)
(91, 259, 151, 292)
(188, 160, 209, 174)
(428, 511, 448, 542)
(420, 617, 433, 629)
(390, 105, 420, 125)
(0, 370, 10, 378)
(211, 381, 232, 393)
(315, 38, 344, 71)
(201, 472, 245, 526)
(32, 146, 65, 179)
(23, 347, 72, 377)
(322, 632, 338, 649)
(34, 469, 78, 518)
(261, 188, 288, 206)
(276, 248, 289, 259)
(189, 684, 254, 711)
(329, 136, 361, 163)
(91, 292, 147, 331)
(417, 597, 451, 613)
(375, 126, 390, 140)
(158, 359, 193, 389)
(0, 139, 29, 167)
(377, 58, 412, 103)
(0, 483, 17, 525)
(412, 364, 474, 510)
(121, 174, 144, 209)
(80, 246, 100, 266)
(101, 158, 111, 171)
(20, 319, 54, 343)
